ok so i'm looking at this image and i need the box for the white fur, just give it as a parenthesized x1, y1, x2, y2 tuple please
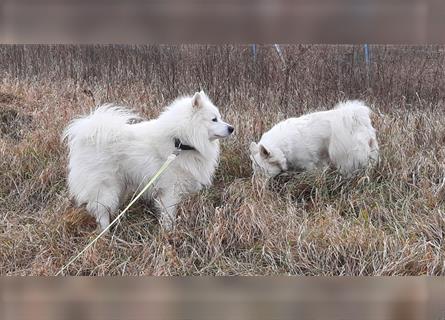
(63, 91, 234, 230)
(250, 100, 379, 177)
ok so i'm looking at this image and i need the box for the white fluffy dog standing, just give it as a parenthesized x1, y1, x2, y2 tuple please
(63, 91, 234, 230)
(250, 100, 379, 177)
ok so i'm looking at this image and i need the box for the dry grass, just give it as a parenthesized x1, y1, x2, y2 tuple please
(0, 45, 444, 275)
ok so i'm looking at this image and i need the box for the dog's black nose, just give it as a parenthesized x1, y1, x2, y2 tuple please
(228, 126, 234, 134)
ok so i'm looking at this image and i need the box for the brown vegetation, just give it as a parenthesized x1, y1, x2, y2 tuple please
(0, 45, 444, 275)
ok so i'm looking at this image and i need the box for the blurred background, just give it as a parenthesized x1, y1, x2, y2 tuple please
(1, 278, 444, 320)
(0, 0, 444, 43)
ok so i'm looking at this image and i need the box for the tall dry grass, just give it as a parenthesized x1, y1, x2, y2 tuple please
(0, 45, 444, 275)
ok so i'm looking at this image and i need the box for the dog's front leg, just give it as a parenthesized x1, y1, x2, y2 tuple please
(156, 189, 179, 231)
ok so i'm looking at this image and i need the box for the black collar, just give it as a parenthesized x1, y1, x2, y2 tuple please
(174, 138, 196, 151)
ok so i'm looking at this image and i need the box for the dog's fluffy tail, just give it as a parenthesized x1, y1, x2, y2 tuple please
(329, 100, 379, 175)
(62, 104, 137, 151)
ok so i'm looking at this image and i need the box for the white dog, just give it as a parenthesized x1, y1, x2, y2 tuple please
(63, 91, 234, 230)
(250, 100, 379, 177)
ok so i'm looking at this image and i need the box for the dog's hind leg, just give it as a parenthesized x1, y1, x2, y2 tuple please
(85, 185, 122, 231)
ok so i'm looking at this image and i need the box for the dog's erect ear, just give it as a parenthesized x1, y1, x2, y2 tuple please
(192, 92, 202, 109)
(249, 142, 258, 154)
(259, 144, 271, 159)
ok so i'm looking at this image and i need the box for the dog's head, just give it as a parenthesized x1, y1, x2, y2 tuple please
(190, 91, 234, 141)
(249, 142, 287, 177)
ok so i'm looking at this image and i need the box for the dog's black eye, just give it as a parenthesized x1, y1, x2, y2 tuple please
(212, 117, 218, 122)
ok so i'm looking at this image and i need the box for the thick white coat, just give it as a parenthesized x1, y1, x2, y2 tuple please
(250, 100, 379, 177)
(63, 92, 233, 230)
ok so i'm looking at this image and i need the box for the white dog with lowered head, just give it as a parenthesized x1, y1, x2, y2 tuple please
(63, 91, 234, 230)
(250, 100, 379, 177)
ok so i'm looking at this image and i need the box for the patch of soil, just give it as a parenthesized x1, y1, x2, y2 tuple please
(0, 107, 33, 141)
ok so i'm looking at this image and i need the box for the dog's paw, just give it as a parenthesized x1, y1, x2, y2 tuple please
(96, 214, 110, 232)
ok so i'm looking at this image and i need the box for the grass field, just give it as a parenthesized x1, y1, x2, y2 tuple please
(0, 45, 444, 275)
